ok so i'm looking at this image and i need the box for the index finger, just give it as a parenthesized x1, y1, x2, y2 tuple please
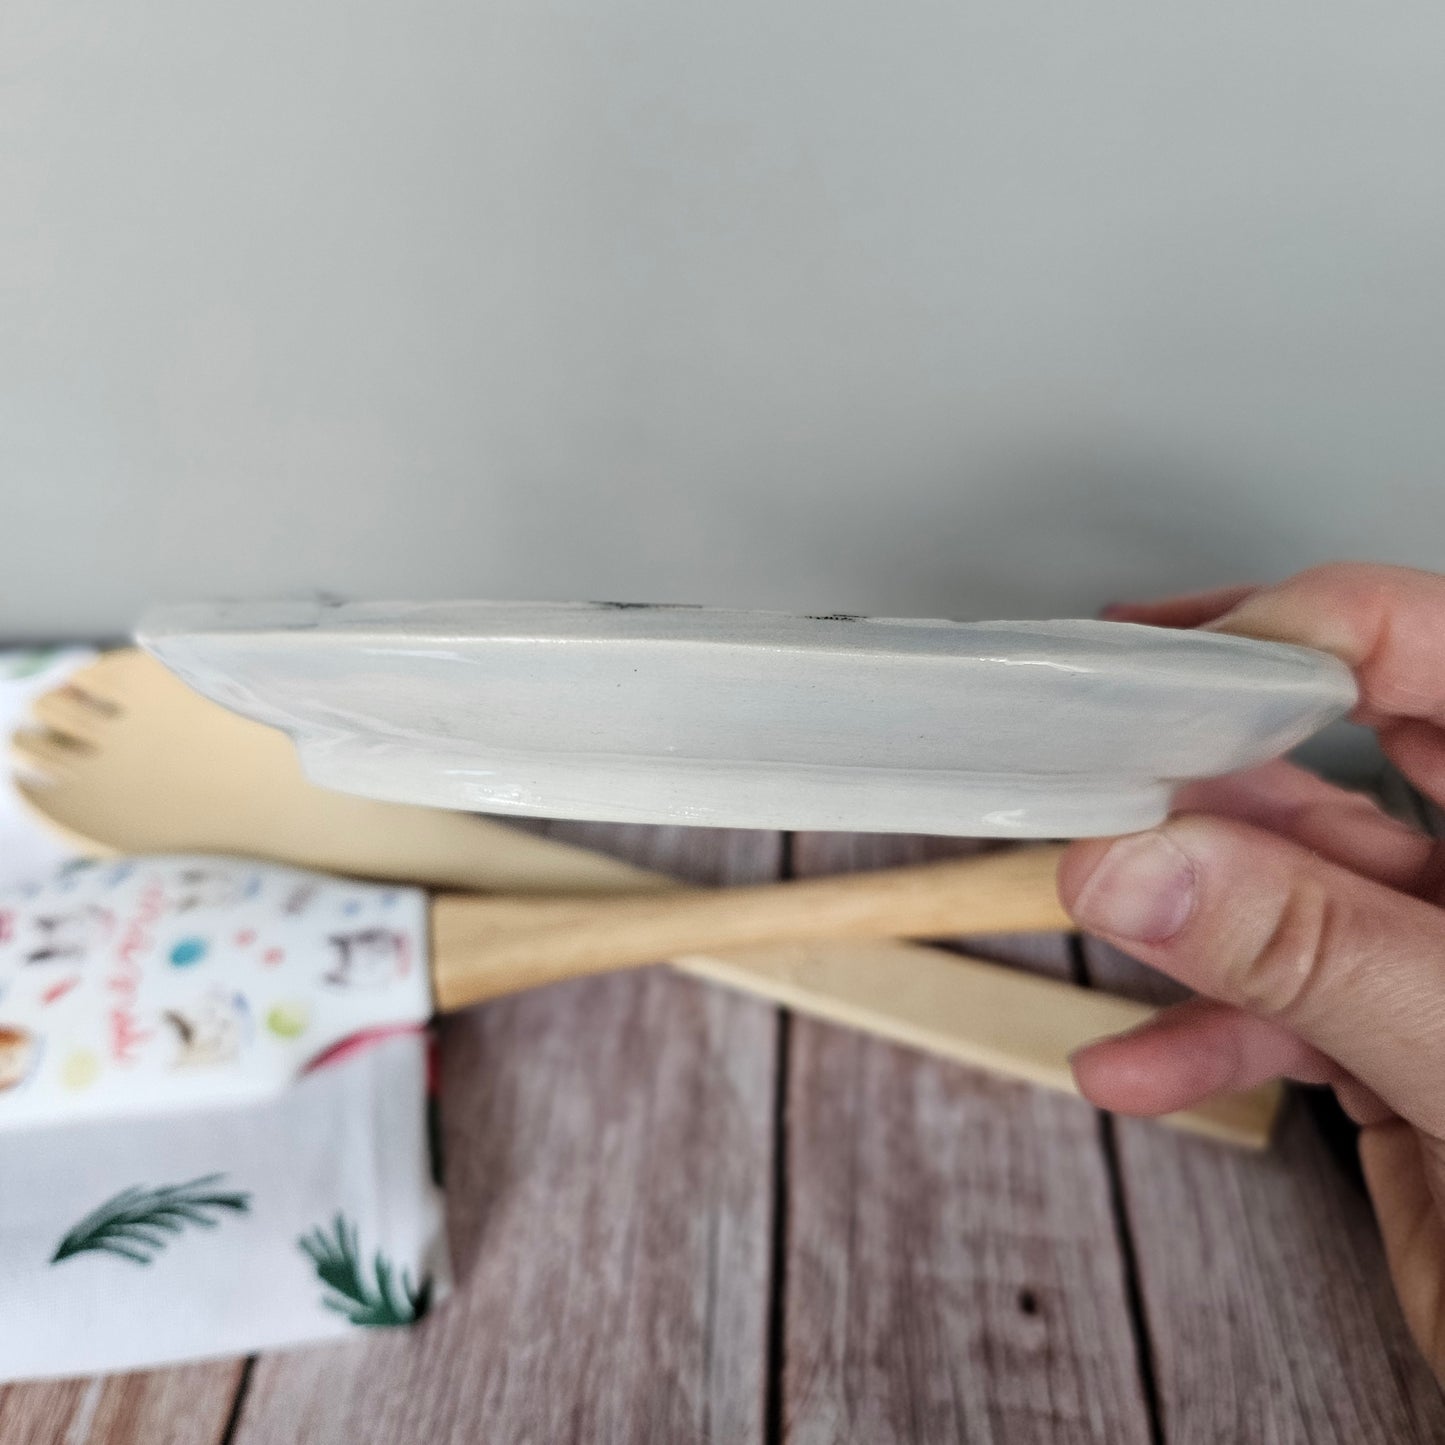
(1101, 583, 1261, 630)
(1210, 563, 1445, 728)
(1209, 563, 1445, 811)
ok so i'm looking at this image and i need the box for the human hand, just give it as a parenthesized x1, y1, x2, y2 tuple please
(1058, 563, 1445, 1374)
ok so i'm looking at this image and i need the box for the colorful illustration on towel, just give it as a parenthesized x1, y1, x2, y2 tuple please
(169, 866, 263, 914)
(324, 929, 412, 989)
(265, 1000, 311, 1039)
(298, 1212, 432, 1327)
(51, 1174, 252, 1266)
(13, 904, 114, 966)
(0, 858, 431, 1129)
(163, 989, 253, 1069)
(0, 1024, 39, 1093)
(0, 649, 67, 681)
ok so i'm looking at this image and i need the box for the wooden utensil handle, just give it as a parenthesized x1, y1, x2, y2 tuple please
(430, 844, 1071, 1009)
(673, 942, 1279, 1149)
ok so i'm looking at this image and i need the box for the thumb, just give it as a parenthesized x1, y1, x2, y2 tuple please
(1058, 815, 1445, 1138)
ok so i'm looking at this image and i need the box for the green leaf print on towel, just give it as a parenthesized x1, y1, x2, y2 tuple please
(52, 1174, 252, 1265)
(299, 1213, 431, 1327)
(0, 650, 63, 681)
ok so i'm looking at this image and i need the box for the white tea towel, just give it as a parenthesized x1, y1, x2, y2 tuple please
(0, 1029, 450, 1380)
(0, 651, 451, 1382)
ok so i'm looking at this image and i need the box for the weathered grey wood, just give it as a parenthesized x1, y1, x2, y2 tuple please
(0, 1362, 244, 1445)
(1082, 935, 1445, 1443)
(231, 824, 782, 1445)
(781, 834, 1153, 1445)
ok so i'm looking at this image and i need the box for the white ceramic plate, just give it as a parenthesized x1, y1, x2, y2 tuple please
(138, 600, 1357, 838)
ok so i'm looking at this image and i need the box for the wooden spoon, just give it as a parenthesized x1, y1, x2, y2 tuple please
(427, 845, 1068, 1008)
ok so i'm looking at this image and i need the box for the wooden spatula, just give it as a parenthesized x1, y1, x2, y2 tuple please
(11, 650, 1279, 1146)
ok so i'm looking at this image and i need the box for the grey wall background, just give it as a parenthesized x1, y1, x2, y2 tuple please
(3, 2, 1444, 637)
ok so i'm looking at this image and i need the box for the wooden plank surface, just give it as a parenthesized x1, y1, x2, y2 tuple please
(229, 824, 782, 1445)
(1081, 936, 1445, 1444)
(780, 834, 1154, 1445)
(0, 1362, 244, 1445)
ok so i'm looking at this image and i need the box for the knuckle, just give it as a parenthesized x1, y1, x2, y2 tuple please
(1225, 878, 1345, 1022)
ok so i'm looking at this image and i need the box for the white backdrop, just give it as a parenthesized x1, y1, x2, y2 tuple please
(3, 3, 1444, 635)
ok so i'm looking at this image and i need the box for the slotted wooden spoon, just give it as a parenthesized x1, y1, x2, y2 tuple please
(10, 649, 1279, 1146)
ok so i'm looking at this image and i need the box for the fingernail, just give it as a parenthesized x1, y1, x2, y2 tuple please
(1068, 832, 1197, 943)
